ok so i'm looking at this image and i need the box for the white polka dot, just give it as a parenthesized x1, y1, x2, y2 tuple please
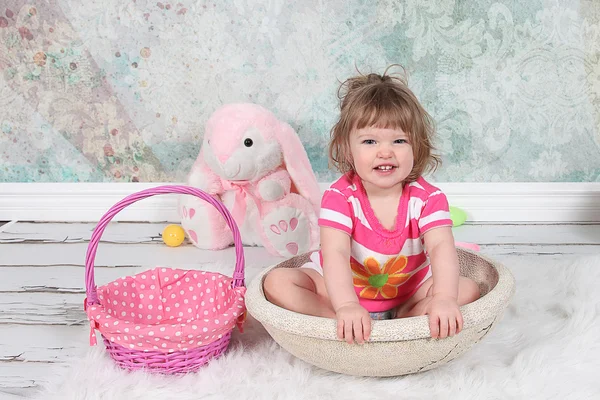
(121, 312, 126, 317)
(158, 305, 163, 310)
(166, 307, 171, 312)
(138, 343, 143, 347)
(188, 308, 192, 313)
(139, 294, 144, 299)
(132, 293, 136, 298)
(168, 285, 172, 290)
(177, 281, 181, 286)
(150, 285, 155, 290)
(212, 276, 216, 281)
(174, 274, 179, 279)
(201, 301, 205, 306)
(175, 303, 180, 308)
(157, 315, 163, 320)
(148, 305, 153, 310)
(192, 325, 198, 330)
(160, 327, 166, 332)
(171, 294, 176, 299)
(130, 302, 135, 307)
(185, 278, 190, 282)
(114, 290, 119, 295)
(113, 321, 119, 326)
(140, 284, 146, 289)
(202, 327, 208, 332)
(184, 299, 189, 304)
(189, 286, 194, 292)
(206, 288, 211, 293)
(129, 344, 135, 348)
(192, 296, 197, 301)
(210, 298, 214, 303)
(110, 336, 114, 340)
(165, 277, 169, 282)
(176, 332, 181, 336)
(138, 304, 143, 309)
(204, 311, 208, 315)
(124, 336, 128, 340)
(162, 343, 167, 348)
(104, 323, 109, 327)
(179, 312, 184, 317)
(138, 314, 143, 318)
(131, 283, 136, 288)
(131, 312, 135, 317)
(142, 275, 146, 279)
(161, 268, 166, 272)
(149, 331, 154, 336)
(214, 319, 219, 324)
(122, 282, 127, 287)
(180, 290, 185, 295)
(113, 300, 117, 306)
(149, 295, 154, 300)
(147, 315, 152, 319)
(135, 326, 141, 330)
(205, 279, 208, 284)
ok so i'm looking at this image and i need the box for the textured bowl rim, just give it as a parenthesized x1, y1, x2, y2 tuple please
(246, 248, 516, 342)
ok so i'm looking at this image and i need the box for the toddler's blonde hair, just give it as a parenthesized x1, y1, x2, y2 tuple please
(329, 65, 440, 182)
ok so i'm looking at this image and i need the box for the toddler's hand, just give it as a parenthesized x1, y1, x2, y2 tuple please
(425, 294, 463, 339)
(335, 302, 371, 344)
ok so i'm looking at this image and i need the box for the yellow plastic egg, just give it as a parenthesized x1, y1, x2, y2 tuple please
(162, 224, 186, 247)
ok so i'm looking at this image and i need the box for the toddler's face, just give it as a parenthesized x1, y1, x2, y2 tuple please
(349, 126, 414, 193)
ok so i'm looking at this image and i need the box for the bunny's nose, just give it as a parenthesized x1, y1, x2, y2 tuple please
(217, 154, 229, 163)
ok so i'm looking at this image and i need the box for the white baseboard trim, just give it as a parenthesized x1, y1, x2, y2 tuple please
(0, 182, 599, 223)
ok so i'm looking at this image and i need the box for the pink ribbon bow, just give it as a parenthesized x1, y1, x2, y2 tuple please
(221, 180, 259, 225)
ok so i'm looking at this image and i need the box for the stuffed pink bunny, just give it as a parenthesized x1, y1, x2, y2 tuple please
(178, 103, 321, 258)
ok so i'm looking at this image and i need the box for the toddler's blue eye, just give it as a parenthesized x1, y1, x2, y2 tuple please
(395, 139, 407, 144)
(362, 139, 376, 144)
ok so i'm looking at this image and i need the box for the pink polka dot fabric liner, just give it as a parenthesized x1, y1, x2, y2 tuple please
(87, 267, 246, 353)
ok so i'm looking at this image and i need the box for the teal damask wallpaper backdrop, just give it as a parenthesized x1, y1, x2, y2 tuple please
(1, 0, 599, 183)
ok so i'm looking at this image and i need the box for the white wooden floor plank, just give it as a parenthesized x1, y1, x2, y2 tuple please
(0, 325, 88, 363)
(452, 223, 600, 245)
(0, 222, 169, 244)
(0, 362, 67, 390)
(2, 221, 600, 245)
(0, 242, 282, 269)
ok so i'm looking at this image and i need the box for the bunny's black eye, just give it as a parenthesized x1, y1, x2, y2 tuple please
(244, 138, 253, 147)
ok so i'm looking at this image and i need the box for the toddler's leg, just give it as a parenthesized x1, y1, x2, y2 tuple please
(263, 267, 336, 318)
(396, 276, 480, 318)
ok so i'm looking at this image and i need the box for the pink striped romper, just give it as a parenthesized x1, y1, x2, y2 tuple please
(305, 172, 453, 313)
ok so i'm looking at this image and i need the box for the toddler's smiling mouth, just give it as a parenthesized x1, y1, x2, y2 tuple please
(374, 165, 396, 171)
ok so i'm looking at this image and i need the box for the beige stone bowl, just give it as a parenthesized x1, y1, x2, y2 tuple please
(245, 248, 515, 377)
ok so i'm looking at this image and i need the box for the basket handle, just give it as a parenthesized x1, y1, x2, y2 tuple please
(85, 185, 245, 307)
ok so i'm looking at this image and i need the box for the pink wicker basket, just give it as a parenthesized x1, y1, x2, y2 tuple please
(84, 185, 246, 374)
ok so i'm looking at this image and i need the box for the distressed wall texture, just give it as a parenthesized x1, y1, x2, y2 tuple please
(1, 0, 599, 183)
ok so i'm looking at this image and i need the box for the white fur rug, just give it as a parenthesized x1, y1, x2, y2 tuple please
(34, 254, 600, 400)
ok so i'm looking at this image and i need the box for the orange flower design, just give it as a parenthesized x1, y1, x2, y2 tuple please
(351, 255, 411, 299)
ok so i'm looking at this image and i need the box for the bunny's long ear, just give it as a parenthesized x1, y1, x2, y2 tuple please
(275, 122, 321, 214)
